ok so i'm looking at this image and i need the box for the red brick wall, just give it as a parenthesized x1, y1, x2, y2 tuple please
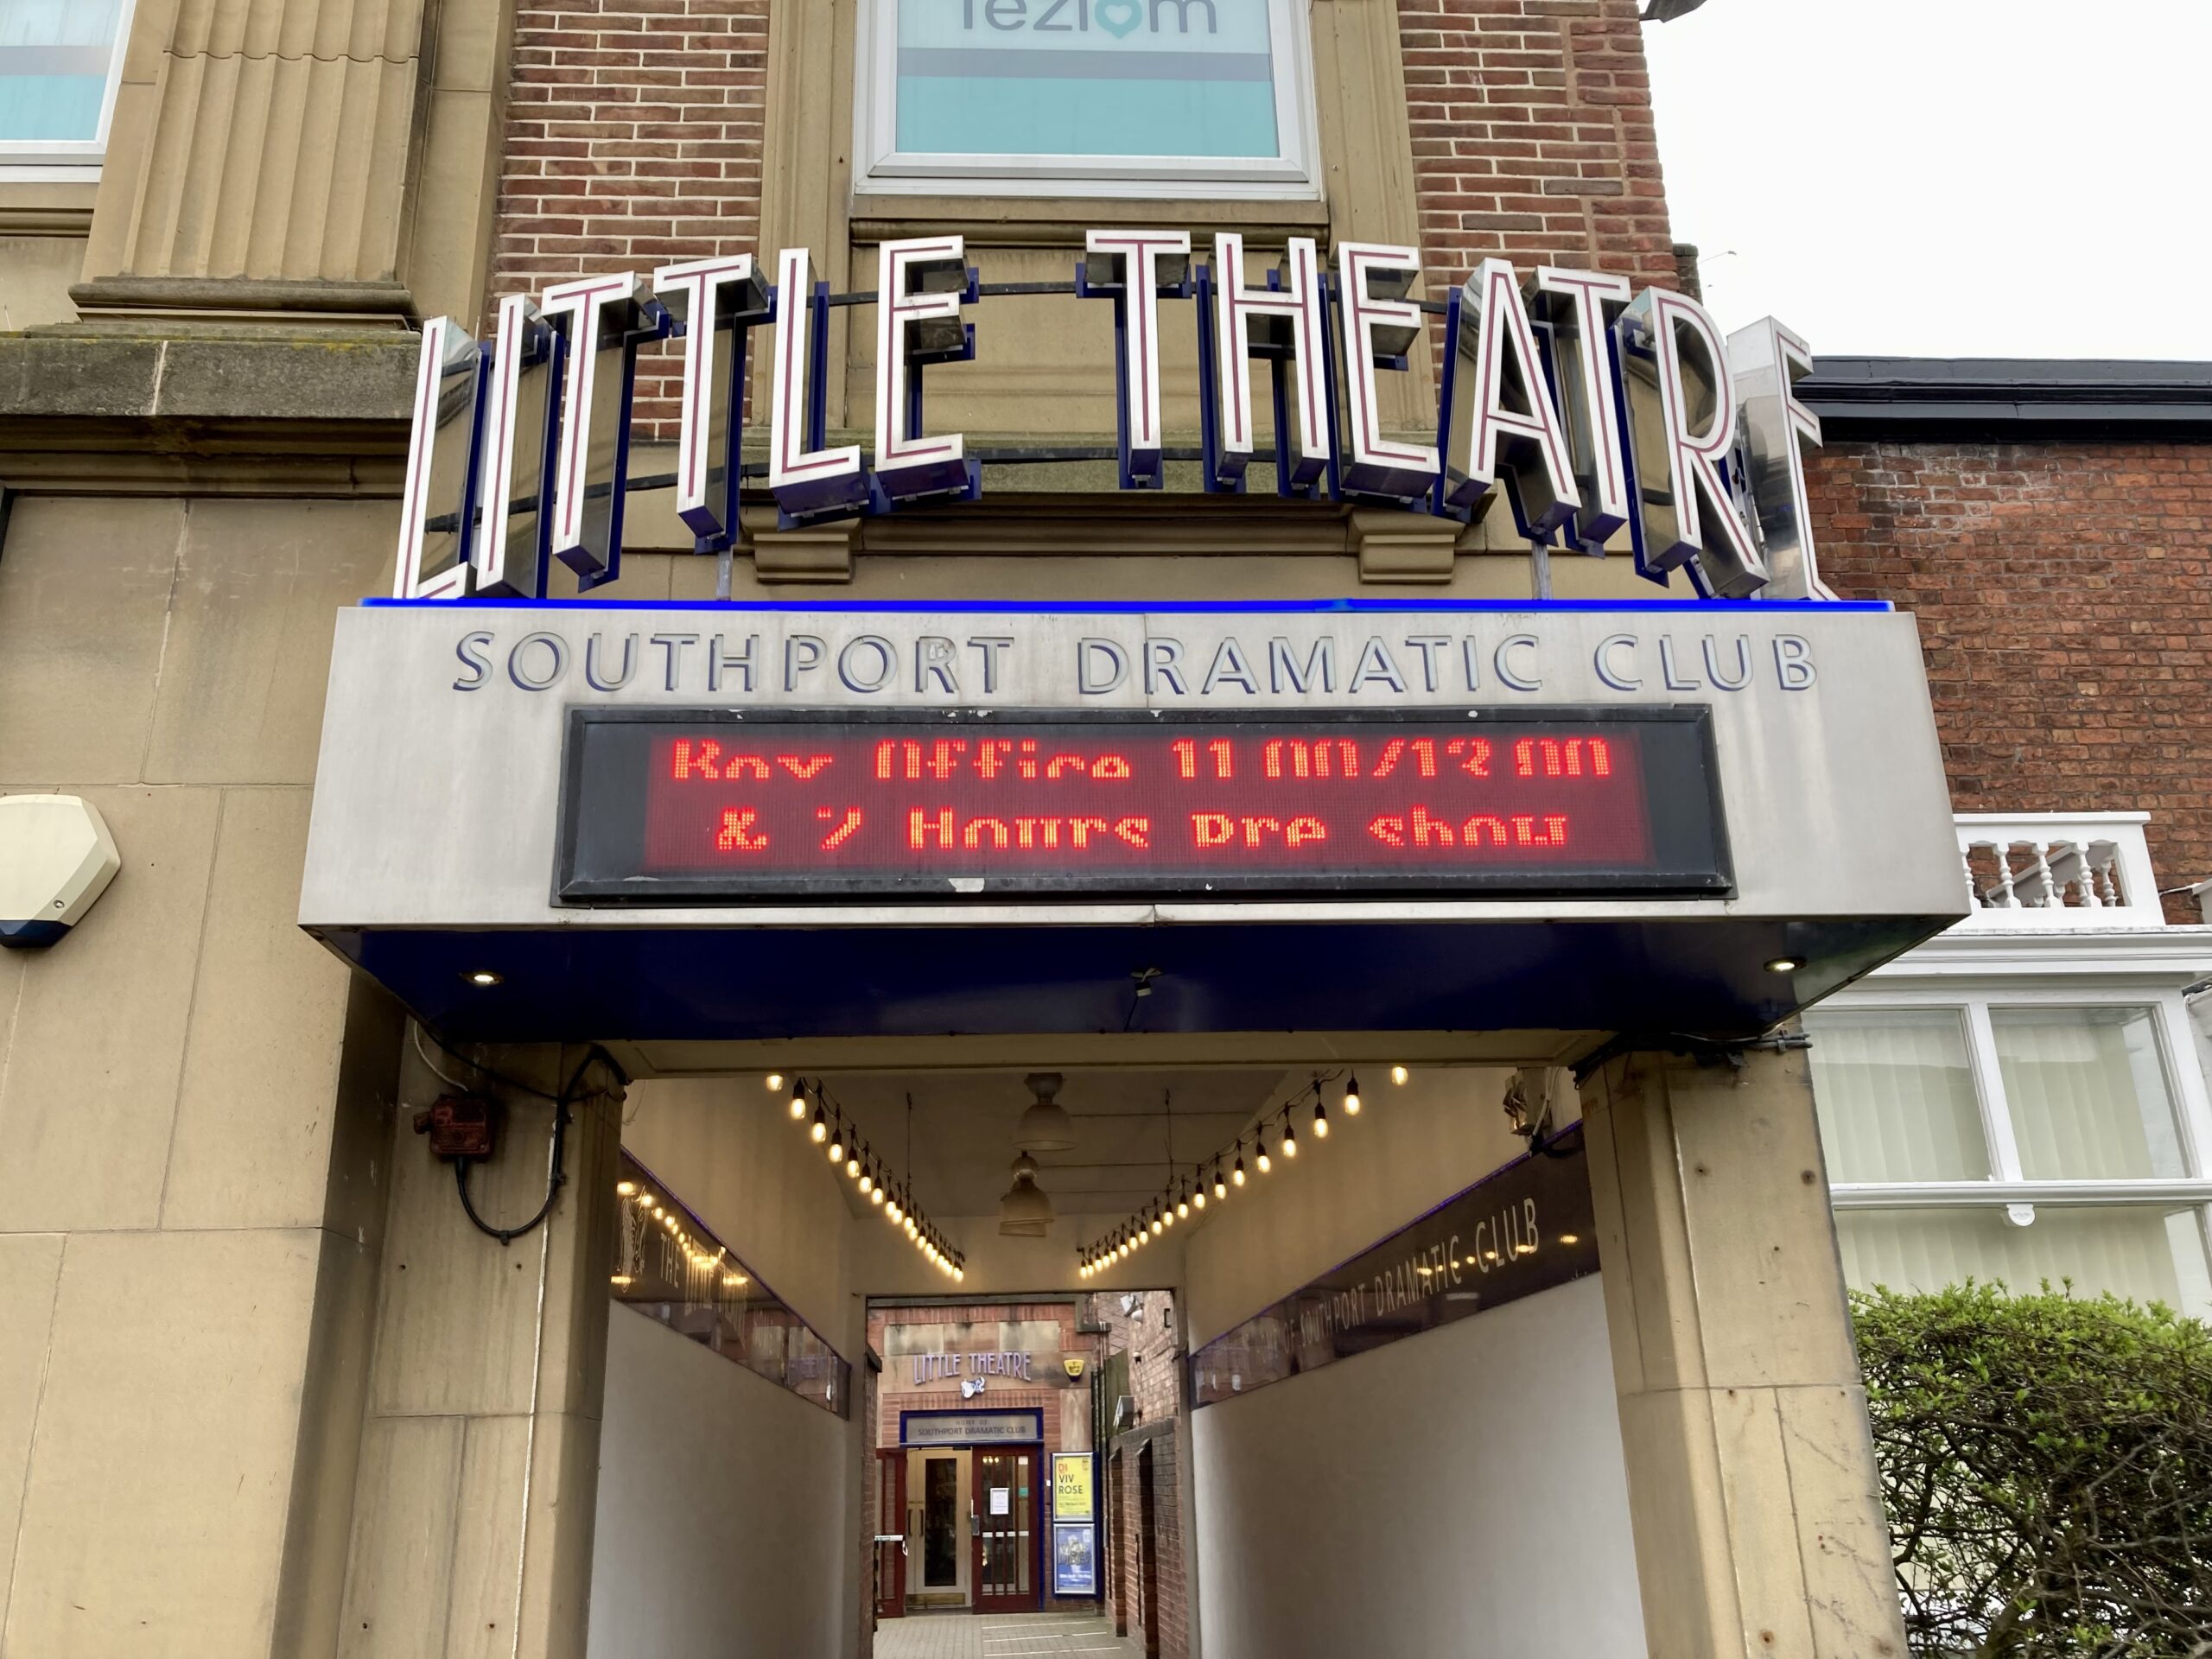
(485, 0, 1679, 438)
(1147, 1435, 1188, 1659)
(868, 1302, 1098, 1612)
(1088, 1289, 1181, 1427)
(1810, 439, 2212, 921)
(1109, 1433, 1188, 1659)
(491, 0, 768, 436)
(1400, 0, 1679, 289)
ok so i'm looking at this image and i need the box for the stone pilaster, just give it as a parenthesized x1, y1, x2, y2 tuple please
(1580, 1043, 1908, 1659)
(73, 0, 511, 327)
(335, 1037, 622, 1659)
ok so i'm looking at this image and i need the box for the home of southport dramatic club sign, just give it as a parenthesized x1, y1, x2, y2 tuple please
(393, 233, 1834, 607)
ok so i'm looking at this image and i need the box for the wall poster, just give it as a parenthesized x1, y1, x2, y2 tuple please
(1052, 1452, 1094, 1522)
(1052, 1523, 1097, 1598)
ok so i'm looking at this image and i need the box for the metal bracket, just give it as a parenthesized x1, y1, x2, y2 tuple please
(1571, 1027, 1812, 1088)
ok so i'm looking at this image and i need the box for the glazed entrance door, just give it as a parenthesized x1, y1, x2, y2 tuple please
(972, 1447, 1039, 1613)
(874, 1451, 906, 1619)
(921, 1455, 963, 1594)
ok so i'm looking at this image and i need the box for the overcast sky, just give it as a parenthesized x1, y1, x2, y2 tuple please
(1643, 1, 2212, 361)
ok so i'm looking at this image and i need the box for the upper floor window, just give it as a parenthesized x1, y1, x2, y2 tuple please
(0, 0, 131, 168)
(855, 0, 1319, 199)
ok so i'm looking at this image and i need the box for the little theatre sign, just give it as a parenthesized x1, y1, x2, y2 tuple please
(393, 232, 1833, 607)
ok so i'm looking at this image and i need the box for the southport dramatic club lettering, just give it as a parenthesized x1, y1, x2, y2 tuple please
(395, 233, 1835, 605)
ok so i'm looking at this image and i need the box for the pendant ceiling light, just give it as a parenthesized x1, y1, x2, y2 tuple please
(1014, 1071, 1077, 1153)
(998, 1152, 1056, 1236)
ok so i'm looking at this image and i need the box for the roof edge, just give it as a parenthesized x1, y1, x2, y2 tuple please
(1802, 356, 2212, 439)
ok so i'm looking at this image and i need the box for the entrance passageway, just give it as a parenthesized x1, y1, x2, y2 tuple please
(874, 1611, 1142, 1659)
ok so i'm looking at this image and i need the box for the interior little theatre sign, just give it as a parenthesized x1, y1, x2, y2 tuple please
(393, 232, 1833, 607)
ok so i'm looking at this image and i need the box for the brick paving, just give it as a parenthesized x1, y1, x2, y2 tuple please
(875, 1611, 1141, 1659)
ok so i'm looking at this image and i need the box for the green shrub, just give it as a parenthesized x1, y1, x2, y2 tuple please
(1854, 1282, 2212, 1658)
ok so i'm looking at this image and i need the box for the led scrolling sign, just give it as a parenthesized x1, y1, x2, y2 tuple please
(556, 708, 1730, 900)
(394, 232, 1834, 607)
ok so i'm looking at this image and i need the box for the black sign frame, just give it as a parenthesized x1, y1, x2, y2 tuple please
(1188, 1124, 1599, 1408)
(554, 705, 1732, 904)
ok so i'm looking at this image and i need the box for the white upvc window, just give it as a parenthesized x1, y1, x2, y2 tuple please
(853, 0, 1321, 199)
(0, 0, 132, 173)
(1806, 991, 2212, 1320)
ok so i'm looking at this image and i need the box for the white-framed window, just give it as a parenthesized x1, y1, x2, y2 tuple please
(1806, 992, 2212, 1320)
(853, 0, 1321, 200)
(0, 0, 133, 172)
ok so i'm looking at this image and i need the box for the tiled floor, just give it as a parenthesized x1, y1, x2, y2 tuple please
(874, 1610, 1143, 1658)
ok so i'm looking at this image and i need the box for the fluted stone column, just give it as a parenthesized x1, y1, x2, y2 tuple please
(74, 0, 511, 327)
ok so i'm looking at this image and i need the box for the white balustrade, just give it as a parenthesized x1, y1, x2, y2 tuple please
(1952, 811, 2166, 930)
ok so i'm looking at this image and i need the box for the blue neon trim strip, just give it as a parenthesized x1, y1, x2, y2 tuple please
(362, 596, 1892, 614)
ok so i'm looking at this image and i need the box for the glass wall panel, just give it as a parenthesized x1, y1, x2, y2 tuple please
(1806, 1009, 1990, 1183)
(1836, 1205, 2212, 1321)
(893, 0, 1282, 161)
(0, 0, 124, 145)
(608, 1152, 851, 1415)
(1990, 1006, 2186, 1179)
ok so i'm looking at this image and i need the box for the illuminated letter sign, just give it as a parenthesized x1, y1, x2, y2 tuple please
(1618, 288, 1768, 598)
(653, 253, 771, 549)
(769, 247, 867, 522)
(1448, 258, 1578, 536)
(1530, 267, 1634, 550)
(1205, 232, 1332, 490)
(1727, 315, 1834, 601)
(873, 236, 979, 507)
(474, 295, 559, 599)
(393, 316, 484, 601)
(392, 235, 1838, 607)
(1336, 241, 1440, 504)
(542, 272, 651, 589)
(1082, 229, 1192, 487)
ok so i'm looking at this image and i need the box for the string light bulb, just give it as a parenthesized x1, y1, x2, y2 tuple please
(1213, 1161, 1227, 1199)
(767, 1071, 786, 1094)
(858, 1164, 874, 1195)
(870, 1179, 886, 1207)
(1177, 1189, 1191, 1219)
(1391, 1065, 1408, 1086)
(789, 1078, 807, 1119)
(1193, 1185, 1207, 1211)
(1233, 1150, 1247, 1186)
(810, 1104, 827, 1143)
(1150, 1206, 1164, 1236)
(1313, 1096, 1330, 1138)
(1344, 1073, 1362, 1115)
(1281, 1113, 1298, 1157)
(828, 1128, 845, 1165)
(1256, 1133, 1271, 1173)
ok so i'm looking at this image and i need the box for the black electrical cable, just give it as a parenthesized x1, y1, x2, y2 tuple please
(454, 1045, 620, 1247)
